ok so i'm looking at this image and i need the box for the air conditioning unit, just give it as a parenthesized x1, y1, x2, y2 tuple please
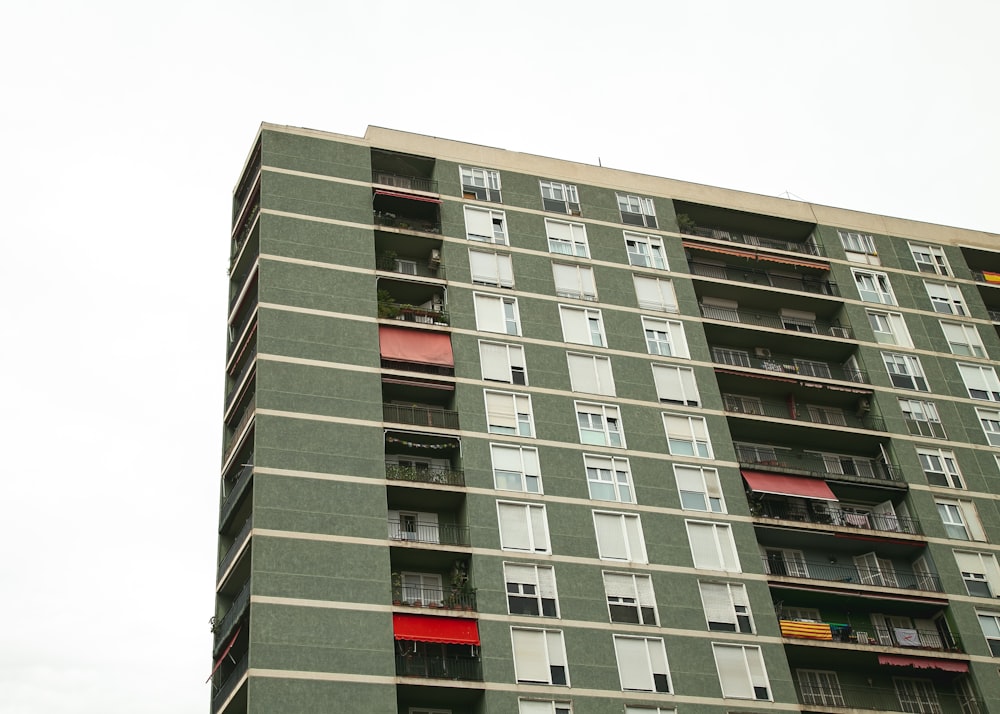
(754, 347, 772, 358)
(428, 249, 441, 267)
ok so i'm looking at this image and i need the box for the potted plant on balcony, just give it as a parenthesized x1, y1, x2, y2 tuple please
(676, 213, 697, 234)
(391, 571, 402, 605)
(377, 289, 400, 319)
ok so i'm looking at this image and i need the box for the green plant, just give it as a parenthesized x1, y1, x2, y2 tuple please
(676, 212, 697, 233)
(377, 289, 400, 318)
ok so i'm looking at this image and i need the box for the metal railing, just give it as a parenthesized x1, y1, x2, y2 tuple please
(393, 586, 477, 611)
(227, 297, 259, 360)
(385, 463, 464, 486)
(735, 447, 903, 485)
(383, 403, 459, 429)
(388, 519, 470, 546)
(795, 682, 979, 713)
(700, 303, 852, 338)
(213, 579, 251, 652)
(751, 498, 922, 535)
(761, 556, 942, 592)
(218, 516, 252, 579)
(681, 226, 824, 256)
(779, 619, 961, 651)
(372, 171, 438, 193)
(379, 305, 450, 326)
(231, 197, 260, 262)
(374, 212, 441, 234)
(711, 347, 869, 383)
(224, 348, 257, 414)
(229, 267, 258, 313)
(395, 654, 483, 681)
(375, 254, 444, 279)
(722, 394, 885, 431)
(689, 260, 838, 295)
(223, 398, 256, 464)
(212, 653, 248, 713)
(219, 461, 254, 529)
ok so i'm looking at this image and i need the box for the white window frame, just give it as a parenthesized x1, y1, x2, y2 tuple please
(584, 453, 634, 503)
(882, 352, 929, 391)
(917, 447, 964, 489)
(958, 363, 1000, 401)
(518, 701, 571, 714)
(613, 635, 671, 693)
(924, 281, 967, 315)
(484, 390, 535, 437)
(853, 269, 896, 305)
(936, 498, 986, 541)
(899, 398, 945, 438)
(539, 181, 580, 215)
(641, 316, 688, 357)
(867, 309, 912, 347)
(651, 364, 700, 406)
(511, 627, 569, 685)
(558, 305, 606, 347)
(909, 243, 950, 275)
(662, 413, 712, 458)
(460, 165, 502, 203)
(955, 551, 1000, 598)
(473, 292, 520, 335)
(977, 612, 1000, 656)
(617, 194, 658, 228)
(469, 248, 514, 288)
(675, 464, 725, 513)
(479, 340, 527, 385)
(699, 581, 753, 633)
(593, 510, 648, 563)
(893, 677, 941, 714)
(977, 407, 1000, 446)
(633, 275, 678, 312)
(545, 218, 588, 257)
(797, 669, 845, 707)
(566, 352, 616, 396)
(686, 521, 741, 572)
(575, 401, 624, 447)
(604, 571, 658, 625)
(498, 501, 551, 553)
(463, 205, 508, 244)
(551, 262, 597, 301)
(940, 321, 986, 357)
(400, 571, 444, 607)
(712, 643, 771, 700)
(839, 230, 877, 255)
(504, 562, 559, 617)
(490, 443, 542, 493)
(388, 509, 439, 543)
(624, 232, 668, 269)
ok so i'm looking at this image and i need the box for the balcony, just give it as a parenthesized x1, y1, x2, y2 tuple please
(223, 399, 255, 465)
(388, 519, 470, 547)
(220, 460, 253, 531)
(700, 303, 852, 338)
(227, 296, 258, 361)
(723, 394, 885, 431)
(395, 654, 483, 682)
(377, 253, 444, 280)
(384, 403, 459, 430)
(231, 187, 260, 266)
(761, 556, 942, 592)
(212, 653, 248, 714)
(712, 346, 868, 383)
(680, 224, 823, 257)
(688, 259, 838, 295)
(218, 516, 252, 581)
(392, 584, 477, 612)
(735, 445, 903, 487)
(373, 170, 438, 193)
(751, 498, 921, 535)
(224, 348, 257, 415)
(795, 682, 979, 713)
(213, 579, 250, 653)
(386, 463, 464, 487)
(779, 618, 961, 652)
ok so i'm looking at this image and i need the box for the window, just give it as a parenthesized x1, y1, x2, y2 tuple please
(699, 581, 753, 633)
(491, 444, 541, 493)
(978, 613, 1000, 656)
(781, 308, 817, 333)
(539, 181, 580, 214)
(651, 364, 700, 406)
(624, 708, 675, 714)
(624, 232, 667, 269)
(485, 391, 534, 437)
(798, 670, 845, 707)
(940, 321, 986, 357)
(917, 447, 964, 488)
(545, 218, 588, 257)
(910, 243, 950, 275)
(460, 165, 502, 202)
(763, 548, 808, 577)
(702, 296, 740, 321)
(480, 341, 527, 385)
(566, 353, 616, 396)
(955, 551, 1000, 598)
(469, 249, 514, 287)
(977, 407, 1000, 446)
(504, 563, 558, 616)
(936, 499, 986, 541)
(713, 347, 751, 367)
(839, 230, 877, 255)
(498, 501, 550, 553)
(883, 352, 929, 391)
(662, 413, 712, 458)
(795, 358, 833, 379)
(924, 281, 967, 315)
(613, 636, 671, 693)
(576, 402, 624, 447)
(518, 701, 571, 714)
(853, 269, 896, 304)
(474, 292, 520, 335)
(686, 521, 741, 572)
(617, 194, 658, 228)
(893, 677, 941, 714)
(558, 305, 605, 347)
(675, 465, 725, 513)
(807, 405, 847, 426)
(713, 644, 770, 700)
(604, 572, 657, 625)
(958, 364, 1000, 401)
(551, 262, 597, 300)
(401, 571, 443, 606)
(511, 628, 568, 685)
(389, 510, 438, 542)
(463, 205, 507, 244)
(593, 511, 647, 562)
(899, 399, 946, 438)
(867, 310, 912, 347)
(585, 454, 634, 503)
(641, 316, 689, 357)
(633, 275, 678, 312)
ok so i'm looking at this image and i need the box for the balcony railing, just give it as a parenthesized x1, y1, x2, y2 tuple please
(224, 399, 255, 464)
(372, 171, 438, 193)
(689, 260, 838, 295)
(374, 212, 441, 234)
(393, 586, 477, 611)
(383, 403, 459, 429)
(385, 463, 465, 486)
(988, 309, 1000, 323)
(723, 394, 885, 431)
(700, 304, 852, 338)
(225, 349, 257, 415)
(780, 619, 960, 651)
(213, 579, 251, 652)
(376, 254, 444, 279)
(761, 556, 942, 592)
(735, 447, 903, 485)
(231, 197, 260, 263)
(795, 682, 979, 713)
(212, 653, 248, 713)
(227, 297, 259, 360)
(680, 226, 824, 257)
(218, 516, 252, 579)
(751, 498, 922, 535)
(395, 654, 483, 681)
(388, 519, 470, 547)
(219, 460, 254, 529)
(712, 347, 868, 384)
(382, 305, 450, 326)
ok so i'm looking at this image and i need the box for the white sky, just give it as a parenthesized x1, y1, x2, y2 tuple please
(0, 1, 997, 712)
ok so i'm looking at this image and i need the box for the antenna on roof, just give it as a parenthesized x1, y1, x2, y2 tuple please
(779, 190, 806, 201)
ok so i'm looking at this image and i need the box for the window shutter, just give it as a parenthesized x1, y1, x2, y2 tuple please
(666, 320, 688, 357)
(464, 206, 495, 240)
(595, 513, 628, 560)
(615, 637, 653, 691)
(469, 250, 498, 283)
(634, 276, 674, 310)
(559, 307, 589, 344)
(688, 522, 719, 569)
(511, 629, 547, 682)
(700, 582, 735, 625)
(497, 254, 514, 287)
(960, 501, 987, 541)
(481, 342, 512, 381)
(475, 294, 504, 333)
(491, 444, 524, 473)
(499, 504, 530, 550)
(486, 392, 517, 430)
(714, 645, 752, 698)
(537, 568, 557, 599)
(529, 506, 549, 551)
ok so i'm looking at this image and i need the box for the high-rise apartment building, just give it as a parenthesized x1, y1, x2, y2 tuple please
(212, 123, 1000, 714)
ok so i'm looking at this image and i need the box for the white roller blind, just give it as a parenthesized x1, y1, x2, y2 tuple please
(511, 629, 547, 682)
(485, 391, 517, 430)
(491, 443, 527, 472)
(499, 503, 530, 550)
(960, 501, 987, 541)
(480, 342, 512, 381)
(559, 306, 591, 344)
(537, 568, 557, 599)
(700, 582, 735, 624)
(594, 512, 628, 560)
(652, 364, 699, 404)
(475, 294, 504, 333)
(634, 276, 677, 311)
(959, 364, 1000, 397)
(714, 644, 752, 698)
(553, 263, 596, 298)
(464, 206, 496, 240)
(567, 353, 615, 395)
(529, 506, 549, 551)
(504, 563, 537, 585)
(625, 515, 646, 562)
(615, 637, 654, 691)
(604, 572, 634, 598)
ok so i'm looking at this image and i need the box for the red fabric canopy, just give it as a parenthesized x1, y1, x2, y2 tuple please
(373, 189, 442, 204)
(206, 626, 242, 682)
(755, 253, 829, 271)
(742, 470, 837, 501)
(682, 240, 756, 260)
(878, 655, 968, 672)
(393, 614, 480, 645)
(379, 326, 454, 367)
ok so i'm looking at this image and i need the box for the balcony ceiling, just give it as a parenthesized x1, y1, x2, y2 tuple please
(674, 201, 816, 241)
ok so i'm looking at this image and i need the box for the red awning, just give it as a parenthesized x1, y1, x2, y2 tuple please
(379, 326, 454, 367)
(373, 189, 442, 204)
(754, 253, 829, 271)
(393, 614, 480, 645)
(742, 470, 837, 501)
(878, 655, 968, 673)
(682, 240, 756, 260)
(206, 626, 242, 682)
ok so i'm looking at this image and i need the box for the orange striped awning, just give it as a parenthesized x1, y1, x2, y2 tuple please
(780, 620, 833, 640)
